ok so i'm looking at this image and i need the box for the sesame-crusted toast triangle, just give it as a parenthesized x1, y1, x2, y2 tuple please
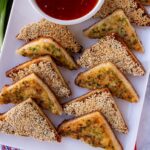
(0, 98, 60, 142)
(0, 73, 63, 115)
(6, 56, 71, 98)
(77, 34, 145, 76)
(63, 88, 128, 134)
(16, 37, 78, 70)
(16, 18, 82, 53)
(84, 9, 144, 52)
(94, 0, 150, 26)
(75, 62, 139, 102)
(58, 111, 122, 150)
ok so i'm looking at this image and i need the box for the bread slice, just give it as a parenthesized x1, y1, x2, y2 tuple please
(16, 18, 81, 53)
(78, 34, 145, 76)
(6, 56, 71, 98)
(0, 98, 60, 142)
(94, 0, 150, 26)
(58, 111, 122, 149)
(63, 88, 128, 134)
(84, 9, 143, 52)
(16, 37, 78, 70)
(0, 73, 63, 115)
(75, 62, 138, 102)
(140, 0, 150, 5)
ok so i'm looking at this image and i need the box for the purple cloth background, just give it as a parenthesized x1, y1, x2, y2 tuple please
(0, 145, 19, 150)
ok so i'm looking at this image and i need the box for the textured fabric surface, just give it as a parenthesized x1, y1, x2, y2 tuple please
(0, 145, 19, 150)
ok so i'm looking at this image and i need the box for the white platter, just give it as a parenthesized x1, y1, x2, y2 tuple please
(0, 0, 150, 150)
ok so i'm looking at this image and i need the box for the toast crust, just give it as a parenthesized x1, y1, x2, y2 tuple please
(84, 9, 144, 52)
(75, 62, 139, 102)
(63, 88, 128, 133)
(0, 73, 63, 115)
(140, 0, 150, 5)
(58, 112, 122, 150)
(16, 37, 78, 70)
(78, 33, 145, 76)
(0, 98, 60, 142)
(6, 56, 71, 98)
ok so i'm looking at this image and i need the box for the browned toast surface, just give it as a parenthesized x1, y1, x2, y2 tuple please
(140, 0, 150, 5)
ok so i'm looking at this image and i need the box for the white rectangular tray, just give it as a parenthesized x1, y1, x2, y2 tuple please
(0, 0, 150, 149)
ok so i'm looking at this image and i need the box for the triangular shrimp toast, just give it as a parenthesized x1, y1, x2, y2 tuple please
(16, 37, 78, 70)
(84, 9, 144, 52)
(75, 62, 138, 102)
(6, 56, 71, 98)
(16, 18, 81, 53)
(0, 98, 60, 142)
(78, 34, 145, 76)
(0, 73, 63, 115)
(63, 89, 128, 133)
(58, 112, 122, 150)
(94, 0, 150, 26)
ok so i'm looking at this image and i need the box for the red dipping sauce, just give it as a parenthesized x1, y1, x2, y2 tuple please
(36, 0, 98, 20)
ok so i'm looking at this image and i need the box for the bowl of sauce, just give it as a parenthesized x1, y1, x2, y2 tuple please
(29, 0, 104, 25)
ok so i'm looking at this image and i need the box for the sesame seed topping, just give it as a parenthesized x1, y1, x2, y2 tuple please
(78, 34, 145, 76)
(64, 90, 128, 133)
